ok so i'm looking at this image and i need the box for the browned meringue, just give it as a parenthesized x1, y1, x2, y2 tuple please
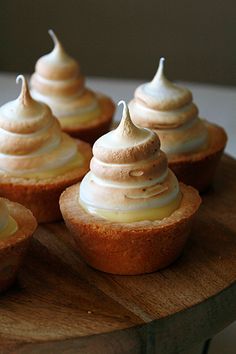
(0, 75, 84, 178)
(30, 30, 104, 127)
(79, 101, 181, 222)
(129, 58, 209, 156)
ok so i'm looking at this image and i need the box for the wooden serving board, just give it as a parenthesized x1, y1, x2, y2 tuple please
(0, 155, 236, 354)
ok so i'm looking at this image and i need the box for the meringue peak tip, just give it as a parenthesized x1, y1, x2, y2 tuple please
(116, 100, 139, 136)
(16, 75, 32, 105)
(16, 74, 25, 85)
(118, 100, 132, 123)
(48, 29, 61, 49)
(159, 57, 165, 67)
(118, 100, 126, 107)
(150, 57, 167, 86)
(156, 56, 165, 77)
(118, 100, 129, 114)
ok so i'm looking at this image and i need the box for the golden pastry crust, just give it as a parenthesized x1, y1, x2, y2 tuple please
(0, 199, 37, 292)
(62, 97, 115, 144)
(60, 183, 201, 275)
(0, 140, 92, 223)
(166, 122, 227, 192)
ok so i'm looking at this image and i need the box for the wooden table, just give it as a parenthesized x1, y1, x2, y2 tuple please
(0, 155, 235, 354)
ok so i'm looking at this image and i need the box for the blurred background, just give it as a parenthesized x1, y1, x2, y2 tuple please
(0, 0, 235, 85)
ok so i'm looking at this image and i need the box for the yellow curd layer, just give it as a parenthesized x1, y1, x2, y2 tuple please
(59, 106, 101, 127)
(11, 151, 84, 179)
(0, 216, 18, 241)
(80, 192, 182, 223)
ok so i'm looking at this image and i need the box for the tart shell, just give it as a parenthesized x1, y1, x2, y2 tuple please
(0, 199, 37, 293)
(61, 97, 115, 145)
(0, 140, 92, 223)
(60, 183, 201, 275)
(166, 122, 227, 193)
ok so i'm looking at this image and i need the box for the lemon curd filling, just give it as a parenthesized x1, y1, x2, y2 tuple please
(79, 191, 182, 223)
(59, 106, 102, 127)
(0, 216, 18, 241)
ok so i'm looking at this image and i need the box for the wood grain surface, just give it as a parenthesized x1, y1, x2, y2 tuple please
(0, 155, 236, 354)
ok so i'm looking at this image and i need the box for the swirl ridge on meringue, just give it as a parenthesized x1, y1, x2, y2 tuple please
(0, 75, 84, 178)
(129, 58, 209, 156)
(79, 101, 182, 222)
(30, 30, 115, 140)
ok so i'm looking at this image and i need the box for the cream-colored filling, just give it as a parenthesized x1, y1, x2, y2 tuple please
(80, 191, 182, 223)
(0, 216, 18, 241)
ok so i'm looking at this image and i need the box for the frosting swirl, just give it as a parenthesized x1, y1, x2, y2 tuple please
(30, 30, 102, 126)
(0, 75, 83, 178)
(0, 199, 18, 240)
(79, 101, 181, 222)
(129, 58, 209, 156)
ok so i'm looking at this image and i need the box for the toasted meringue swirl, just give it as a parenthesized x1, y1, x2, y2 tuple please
(0, 75, 83, 178)
(30, 30, 102, 127)
(0, 199, 18, 240)
(129, 58, 209, 156)
(79, 101, 181, 222)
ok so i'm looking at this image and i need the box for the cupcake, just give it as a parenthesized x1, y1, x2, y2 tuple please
(60, 101, 201, 275)
(0, 75, 92, 223)
(30, 30, 115, 144)
(129, 58, 227, 192)
(0, 197, 37, 292)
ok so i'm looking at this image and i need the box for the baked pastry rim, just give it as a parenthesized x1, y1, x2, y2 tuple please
(60, 182, 201, 232)
(0, 198, 37, 250)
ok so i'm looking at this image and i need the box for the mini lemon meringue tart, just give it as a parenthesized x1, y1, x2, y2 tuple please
(30, 30, 115, 144)
(129, 58, 227, 192)
(60, 101, 201, 275)
(0, 197, 37, 293)
(0, 75, 92, 223)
